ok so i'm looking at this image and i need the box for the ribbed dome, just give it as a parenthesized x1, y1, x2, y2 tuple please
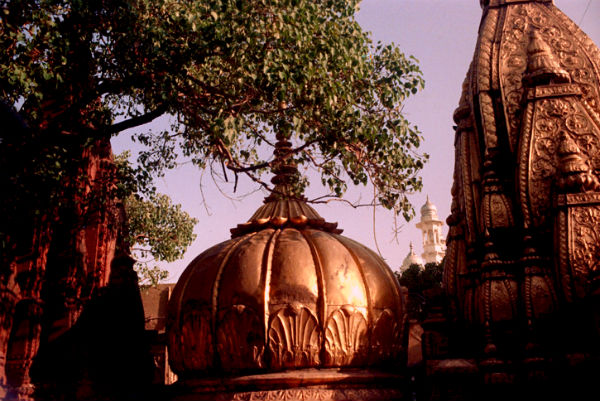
(168, 136, 407, 379)
(167, 132, 407, 381)
(167, 198, 406, 377)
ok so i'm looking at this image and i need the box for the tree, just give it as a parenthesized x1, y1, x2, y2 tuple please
(2, 0, 426, 218)
(1, 0, 425, 398)
(398, 262, 443, 293)
(397, 262, 443, 320)
(116, 152, 197, 288)
(421, 262, 443, 291)
(124, 194, 197, 287)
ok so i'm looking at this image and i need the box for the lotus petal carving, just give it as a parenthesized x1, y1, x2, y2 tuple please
(268, 305, 320, 369)
(324, 305, 368, 366)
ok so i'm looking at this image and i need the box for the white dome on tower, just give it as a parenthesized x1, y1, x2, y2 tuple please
(420, 196, 439, 221)
(416, 196, 446, 265)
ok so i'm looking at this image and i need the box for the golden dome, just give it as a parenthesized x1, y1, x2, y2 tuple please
(167, 198, 406, 376)
(167, 138, 406, 378)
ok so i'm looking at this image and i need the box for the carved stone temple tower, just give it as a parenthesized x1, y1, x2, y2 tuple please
(415, 197, 446, 265)
(166, 133, 409, 401)
(423, 0, 600, 399)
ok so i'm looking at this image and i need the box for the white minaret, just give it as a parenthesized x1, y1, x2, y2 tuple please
(415, 196, 446, 264)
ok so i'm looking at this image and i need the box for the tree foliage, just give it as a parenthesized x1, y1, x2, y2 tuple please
(1, 0, 426, 223)
(125, 193, 197, 287)
(125, 193, 197, 263)
(396, 262, 443, 320)
(398, 262, 443, 294)
(116, 152, 197, 287)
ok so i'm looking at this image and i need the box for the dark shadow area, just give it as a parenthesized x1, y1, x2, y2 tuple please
(31, 256, 156, 401)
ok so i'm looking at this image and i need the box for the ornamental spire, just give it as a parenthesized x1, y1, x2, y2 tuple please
(230, 124, 342, 237)
(263, 130, 305, 203)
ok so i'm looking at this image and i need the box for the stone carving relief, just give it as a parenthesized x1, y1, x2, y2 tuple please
(211, 388, 405, 401)
(569, 205, 600, 278)
(441, 0, 600, 376)
(171, 302, 213, 372)
(519, 91, 600, 228)
(217, 305, 265, 371)
(370, 309, 403, 364)
(268, 305, 320, 369)
(5, 299, 43, 400)
(500, 3, 600, 151)
(324, 306, 368, 367)
(556, 194, 600, 302)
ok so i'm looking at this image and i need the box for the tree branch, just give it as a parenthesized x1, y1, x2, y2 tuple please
(223, 139, 318, 173)
(106, 104, 168, 134)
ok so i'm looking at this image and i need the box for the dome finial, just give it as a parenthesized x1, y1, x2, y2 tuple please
(264, 126, 305, 203)
(231, 123, 343, 237)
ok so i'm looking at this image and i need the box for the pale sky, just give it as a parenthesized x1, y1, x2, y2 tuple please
(112, 0, 600, 280)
